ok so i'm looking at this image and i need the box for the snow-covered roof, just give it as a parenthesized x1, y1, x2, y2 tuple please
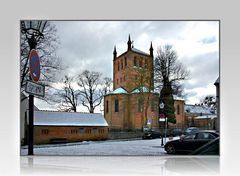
(109, 87, 128, 94)
(185, 104, 213, 114)
(173, 95, 185, 101)
(131, 48, 150, 56)
(131, 86, 149, 93)
(33, 111, 108, 127)
(194, 115, 217, 119)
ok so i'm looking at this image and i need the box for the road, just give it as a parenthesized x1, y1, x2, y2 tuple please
(20, 138, 175, 156)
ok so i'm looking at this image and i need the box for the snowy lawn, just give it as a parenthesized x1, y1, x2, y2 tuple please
(21, 137, 179, 156)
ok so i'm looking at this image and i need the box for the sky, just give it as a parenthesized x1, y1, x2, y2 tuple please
(35, 21, 219, 112)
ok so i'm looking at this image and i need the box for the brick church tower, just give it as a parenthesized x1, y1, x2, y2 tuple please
(113, 35, 154, 92)
(104, 35, 159, 131)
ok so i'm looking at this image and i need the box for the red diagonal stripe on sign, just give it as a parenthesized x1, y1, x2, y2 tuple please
(32, 56, 40, 76)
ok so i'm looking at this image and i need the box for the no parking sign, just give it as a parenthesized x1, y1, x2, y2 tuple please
(29, 49, 40, 82)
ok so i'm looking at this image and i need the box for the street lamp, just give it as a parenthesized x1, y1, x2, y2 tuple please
(159, 101, 165, 146)
(21, 20, 47, 155)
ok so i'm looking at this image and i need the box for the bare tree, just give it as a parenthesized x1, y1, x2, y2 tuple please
(77, 70, 103, 113)
(199, 95, 216, 113)
(102, 77, 113, 95)
(155, 45, 190, 123)
(20, 21, 62, 101)
(125, 59, 154, 129)
(55, 75, 80, 112)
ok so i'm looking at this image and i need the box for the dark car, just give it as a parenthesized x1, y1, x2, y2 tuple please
(164, 130, 219, 154)
(190, 137, 219, 155)
(167, 128, 183, 137)
(183, 127, 199, 136)
(142, 128, 161, 139)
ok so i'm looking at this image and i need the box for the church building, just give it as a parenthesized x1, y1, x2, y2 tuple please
(104, 35, 159, 131)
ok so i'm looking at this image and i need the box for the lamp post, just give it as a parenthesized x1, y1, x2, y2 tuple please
(21, 20, 47, 155)
(159, 101, 165, 146)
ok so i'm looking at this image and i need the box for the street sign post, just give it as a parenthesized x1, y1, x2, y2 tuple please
(29, 49, 40, 82)
(25, 80, 45, 97)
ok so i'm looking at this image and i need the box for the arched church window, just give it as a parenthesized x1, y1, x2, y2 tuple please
(115, 99, 119, 112)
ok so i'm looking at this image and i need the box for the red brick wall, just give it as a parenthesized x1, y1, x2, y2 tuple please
(113, 51, 153, 92)
(104, 93, 159, 131)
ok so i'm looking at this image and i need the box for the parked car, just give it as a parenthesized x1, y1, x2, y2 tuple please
(184, 127, 199, 136)
(190, 137, 219, 155)
(142, 128, 161, 139)
(166, 128, 183, 137)
(164, 130, 219, 154)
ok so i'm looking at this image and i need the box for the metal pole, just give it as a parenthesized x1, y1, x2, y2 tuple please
(161, 121, 164, 146)
(28, 36, 36, 155)
(28, 94, 34, 155)
(164, 118, 167, 144)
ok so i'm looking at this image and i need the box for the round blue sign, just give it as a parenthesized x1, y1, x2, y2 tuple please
(29, 49, 40, 82)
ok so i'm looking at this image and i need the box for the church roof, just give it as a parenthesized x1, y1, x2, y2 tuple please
(116, 47, 151, 59)
(131, 48, 150, 57)
(108, 87, 128, 94)
(131, 86, 158, 94)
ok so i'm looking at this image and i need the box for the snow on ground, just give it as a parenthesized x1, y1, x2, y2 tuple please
(21, 137, 179, 156)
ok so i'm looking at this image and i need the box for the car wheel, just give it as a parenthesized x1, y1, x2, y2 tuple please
(166, 145, 175, 154)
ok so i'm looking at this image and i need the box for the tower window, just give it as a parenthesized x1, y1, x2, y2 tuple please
(145, 60, 148, 68)
(177, 105, 180, 115)
(139, 60, 142, 68)
(121, 59, 123, 69)
(118, 61, 120, 71)
(134, 57, 137, 66)
(125, 57, 127, 66)
(115, 99, 119, 112)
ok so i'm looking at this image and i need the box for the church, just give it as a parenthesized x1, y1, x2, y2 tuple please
(104, 35, 160, 131)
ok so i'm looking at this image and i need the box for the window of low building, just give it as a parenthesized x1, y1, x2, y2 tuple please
(92, 128, 97, 134)
(79, 128, 84, 134)
(71, 129, 78, 134)
(42, 129, 49, 135)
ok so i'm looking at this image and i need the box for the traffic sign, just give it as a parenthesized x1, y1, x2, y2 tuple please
(159, 113, 165, 118)
(25, 80, 45, 97)
(29, 49, 40, 82)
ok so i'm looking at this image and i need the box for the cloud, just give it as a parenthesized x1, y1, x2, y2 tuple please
(36, 21, 219, 110)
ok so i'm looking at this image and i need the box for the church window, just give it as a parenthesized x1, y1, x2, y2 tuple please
(151, 99, 155, 111)
(118, 61, 120, 71)
(138, 98, 143, 112)
(125, 57, 127, 66)
(121, 59, 124, 69)
(106, 100, 109, 113)
(115, 99, 119, 112)
(120, 77, 122, 83)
